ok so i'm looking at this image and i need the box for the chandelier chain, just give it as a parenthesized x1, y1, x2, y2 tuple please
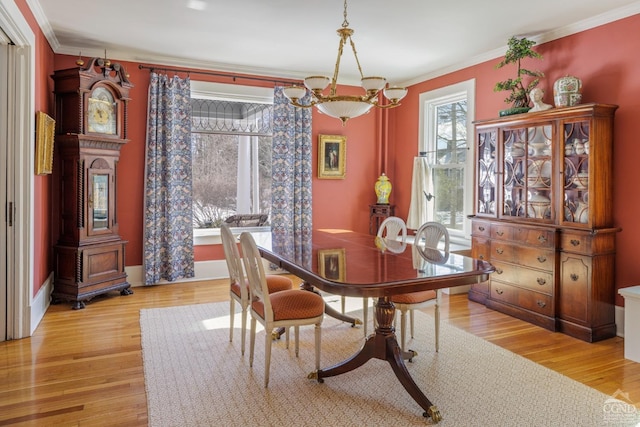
(342, 0, 349, 28)
(281, 0, 408, 125)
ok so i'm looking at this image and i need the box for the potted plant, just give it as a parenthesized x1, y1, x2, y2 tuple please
(494, 36, 545, 116)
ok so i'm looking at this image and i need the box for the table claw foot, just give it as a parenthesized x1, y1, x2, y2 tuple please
(352, 318, 363, 327)
(408, 349, 418, 363)
(307, 371, 323, 383)
(424, 405, 442, 423)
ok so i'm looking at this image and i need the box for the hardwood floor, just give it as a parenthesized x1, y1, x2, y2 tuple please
(1, 278, 639, 425)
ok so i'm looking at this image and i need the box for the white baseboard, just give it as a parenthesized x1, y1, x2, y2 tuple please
(30, 272, 53, 335)
(616, 304, 624, 337)
(125, 260, 230, 287)
(35, 265, 627, 339)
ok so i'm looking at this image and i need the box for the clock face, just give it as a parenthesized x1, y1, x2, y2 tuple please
(87, 87, 117, 135)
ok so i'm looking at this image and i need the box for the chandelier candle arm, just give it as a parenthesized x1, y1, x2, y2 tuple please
(281, 0, 408, 125)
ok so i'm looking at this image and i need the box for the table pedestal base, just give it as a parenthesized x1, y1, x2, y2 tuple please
(308, 297, 442, 423)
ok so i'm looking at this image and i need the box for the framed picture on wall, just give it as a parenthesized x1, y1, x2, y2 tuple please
(318, 134, 346, 179)
(35, 111, 55, 175)
(318, 248, 346, 282)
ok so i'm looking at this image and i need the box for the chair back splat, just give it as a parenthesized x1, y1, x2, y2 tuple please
(377, 216, 408, 241)
(239, 232, 324, 387)
(221, 223, 293, 356)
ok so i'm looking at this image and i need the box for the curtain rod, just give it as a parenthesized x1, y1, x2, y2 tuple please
(137, 64, 301, 86)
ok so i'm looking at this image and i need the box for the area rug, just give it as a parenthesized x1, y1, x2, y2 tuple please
(140, 300, 638, 426)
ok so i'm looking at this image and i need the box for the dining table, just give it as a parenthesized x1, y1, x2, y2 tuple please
(257, 228, 494, 423)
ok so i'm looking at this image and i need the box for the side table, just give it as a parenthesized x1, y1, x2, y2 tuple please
(369, 204, 395, 234)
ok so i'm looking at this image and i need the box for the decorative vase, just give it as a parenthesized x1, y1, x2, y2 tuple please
(375, 173, 392, 204)
(553, 75, 582, 108)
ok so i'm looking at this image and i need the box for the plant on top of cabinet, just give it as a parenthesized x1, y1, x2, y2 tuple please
(494, 36, 545, 116)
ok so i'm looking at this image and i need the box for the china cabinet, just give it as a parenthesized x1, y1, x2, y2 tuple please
(469, 103, 618, 342)
(51, 58, 134, 309)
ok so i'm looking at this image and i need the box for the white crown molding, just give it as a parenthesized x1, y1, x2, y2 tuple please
(400, 2, 640, 88)
(25, 0, 59, 51)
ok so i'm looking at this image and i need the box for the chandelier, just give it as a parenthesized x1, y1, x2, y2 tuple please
(282, 0, 408, 125)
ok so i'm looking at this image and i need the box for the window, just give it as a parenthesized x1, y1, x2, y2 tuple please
(190, 82, 274, 231)
(419, 79, 475, 242)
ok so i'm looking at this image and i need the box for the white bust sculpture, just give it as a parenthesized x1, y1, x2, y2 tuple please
(529, 88, 553, 112)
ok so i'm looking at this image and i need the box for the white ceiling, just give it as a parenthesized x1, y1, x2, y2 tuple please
(31, 0, 640, 86)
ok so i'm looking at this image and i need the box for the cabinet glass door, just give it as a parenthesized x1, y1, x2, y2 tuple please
(476, 129, 497, 216)
(503, 124, 553, 220)
(562, 120, 590, 225)
(89, 172, 110, 233)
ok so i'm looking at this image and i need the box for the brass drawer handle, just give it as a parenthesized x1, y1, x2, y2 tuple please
(496, 248, 504, 254)
(495, 288, 504, 295)
(570, 273, 579, 281)
(570, 239, 580, 246)
(537, 278, 546, 286)
(495, 268, 503, 274)
(537, 255, 547, 263)
(537, 301, 546, 308)
(478, 226, 485, 232)
(537, 234, 547, 243)
(496, 231, 504, 237)
(479, 255, 484, 260)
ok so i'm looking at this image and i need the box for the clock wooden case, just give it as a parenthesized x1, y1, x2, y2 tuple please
(51, 57, 134, 309)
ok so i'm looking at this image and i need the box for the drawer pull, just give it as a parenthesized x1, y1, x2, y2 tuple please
(496, 248, 504, 254)
(479, 255, 484, 260)
(537, 301, 546, 308)
(570, 273, 579, 281)
(495, 288, 504, 295)
(496, 231, 504, 237)
(478, 226, 485, 232)
(537, 278, 546, 286)
(570, 239, 580, 246)
(495, 268, 503, 274)
(537, 255, 547, 263)
(537, 234, 547, 243)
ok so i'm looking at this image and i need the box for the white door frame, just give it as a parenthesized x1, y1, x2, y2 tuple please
(0, 0, 35, 340)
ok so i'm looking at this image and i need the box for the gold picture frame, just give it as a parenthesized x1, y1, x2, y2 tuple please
(35, 111, 55, 175)
(318, 134, 346, 179)
(318, 248, 346, 282)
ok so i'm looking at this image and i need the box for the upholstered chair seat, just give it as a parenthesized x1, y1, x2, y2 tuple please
(240, 231, 324, 388)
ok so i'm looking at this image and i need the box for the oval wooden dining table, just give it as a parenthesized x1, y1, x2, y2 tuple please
(257, 228, 495, 423)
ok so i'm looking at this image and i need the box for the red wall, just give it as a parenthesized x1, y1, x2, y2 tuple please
(15, 0, 56, 296)
(25, 4, 640, 306)
(49, 58, 384, 265)
(391, 15, 640, 305)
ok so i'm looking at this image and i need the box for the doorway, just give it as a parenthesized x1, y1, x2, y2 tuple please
(0, 0, 36, 340)
(0, 29, 8, 341)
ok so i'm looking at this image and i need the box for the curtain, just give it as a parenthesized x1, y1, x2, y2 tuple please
(270, 86, 313, 268)
(143, 72, 194, 285)
(406, 156, 434, 230)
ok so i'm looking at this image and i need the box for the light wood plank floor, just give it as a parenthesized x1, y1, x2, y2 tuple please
(1, 278, 639, 425)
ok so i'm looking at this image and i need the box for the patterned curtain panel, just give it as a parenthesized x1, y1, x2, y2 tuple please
(271, 86, 313, 268)
(143, 73, 195, 285)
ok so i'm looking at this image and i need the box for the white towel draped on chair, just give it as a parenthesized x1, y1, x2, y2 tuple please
(407, 156, 433, 230)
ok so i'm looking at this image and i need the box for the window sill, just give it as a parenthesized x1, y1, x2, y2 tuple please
(193, 226, 271, 246)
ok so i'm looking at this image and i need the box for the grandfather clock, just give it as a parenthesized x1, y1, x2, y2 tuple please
(51, 57, 133, 309)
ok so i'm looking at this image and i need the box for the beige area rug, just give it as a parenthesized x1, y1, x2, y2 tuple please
(140, 299, 639, 427)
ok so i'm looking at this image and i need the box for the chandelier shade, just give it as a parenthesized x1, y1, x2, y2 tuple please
(282, 0, 407, 125)
(316, 99, 375, 122)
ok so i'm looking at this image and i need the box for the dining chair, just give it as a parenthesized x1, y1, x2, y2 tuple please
(341, 216, 408, 337)
(391, 221, 449, 354)
(239, 232, 325, 388)
(221, 223, 294, 356)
